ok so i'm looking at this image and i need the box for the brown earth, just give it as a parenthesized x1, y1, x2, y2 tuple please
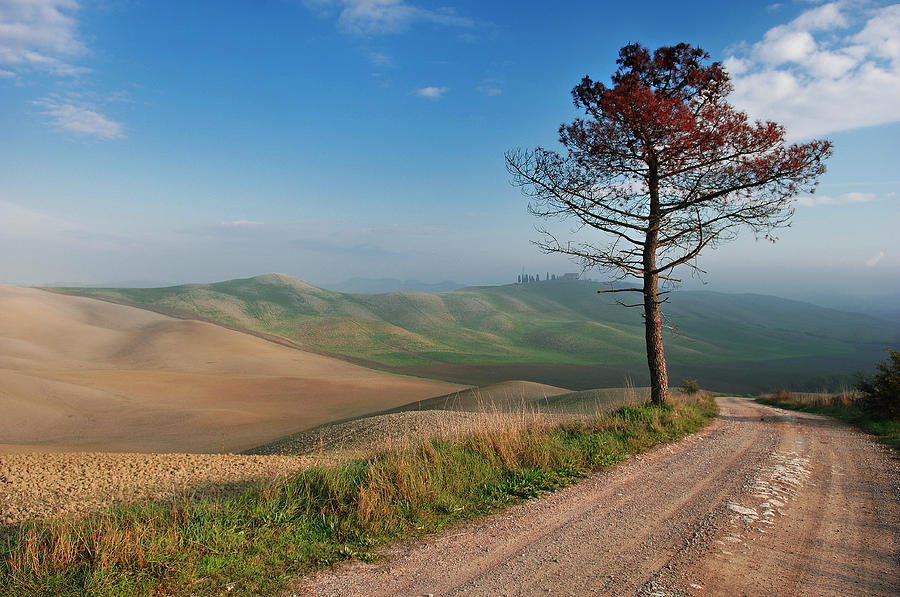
(375, 380, 572, 413)
(298, 397, 900, 596)
(248, 410, 487, 456)
(249, 408, 579, 457)
(0, 452, 313, 526)
(0, 286, 463, 453)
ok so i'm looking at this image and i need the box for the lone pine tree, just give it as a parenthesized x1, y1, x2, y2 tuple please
(507, 43, 832, 404)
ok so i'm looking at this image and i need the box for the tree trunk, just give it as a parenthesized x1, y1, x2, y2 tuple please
(644, 158, 670, 405)
(643, 274, 670, 405)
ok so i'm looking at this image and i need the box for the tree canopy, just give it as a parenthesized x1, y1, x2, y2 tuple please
(506, 43, 832, 404)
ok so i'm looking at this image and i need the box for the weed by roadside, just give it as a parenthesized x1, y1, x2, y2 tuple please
(758, 381, 899, 451)
(0, 395, 715, 597)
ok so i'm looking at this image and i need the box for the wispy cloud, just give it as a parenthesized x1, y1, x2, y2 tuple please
(795, 191, 878, 207)
(0, 0, 87, 76)
(0, 198, 135, 250)
(220, 220, 262, 228)
(304, 0, 474, 35)
(1, 1, 128, 139)
(366, 49, 393, 67)
(865, 250, 886, 267)
(726, 1, 900, 139)
(476, 78, 502, 96)
(360, 223, 446, 235)
(37, 99, 124, 139)
(414, 85, 447, 99)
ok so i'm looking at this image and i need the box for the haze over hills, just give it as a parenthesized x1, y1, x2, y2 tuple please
(324, 278, 466, 294)
(0, 286, 462, 453)
(60, 273, 900, 393)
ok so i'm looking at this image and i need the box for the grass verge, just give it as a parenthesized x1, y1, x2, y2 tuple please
(757, 391, 900, 451)
(1, 396, 716, 597)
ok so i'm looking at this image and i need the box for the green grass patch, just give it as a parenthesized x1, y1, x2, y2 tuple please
(1, 397, 716, 597)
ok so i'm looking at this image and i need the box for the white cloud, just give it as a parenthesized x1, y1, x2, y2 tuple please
(0, 0, 86, 75)
(220, 220, 262, 228)
(853, 4, 900, 60)
(1, 1, 128, 139)
(366, 49, 393, 67)
(790, 2, 847, 31)
(414, 85, 447, 99)
(795, 191, 876, 206)
(304, 0, 473, 35)
(756, 29, 818, 65)
(865, 250, 885, 266)
(476, 77, 502, 96)
(39, 100, 124, 139)
(726, 1, 900, 139)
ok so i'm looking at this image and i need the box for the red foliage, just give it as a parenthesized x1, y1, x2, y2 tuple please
(509, 43, 832, 278)
(506, 43, 833, 405)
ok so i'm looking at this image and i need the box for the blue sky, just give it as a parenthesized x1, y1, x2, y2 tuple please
(1, 0, 898, 302)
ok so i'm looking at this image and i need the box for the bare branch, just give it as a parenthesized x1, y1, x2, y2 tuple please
(597, 288, 643, 293)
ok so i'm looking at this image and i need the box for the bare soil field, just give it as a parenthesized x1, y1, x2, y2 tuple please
(250, 381, 636, 457)
(250, 408, 577, 457)
(248, 410, 486, 456)
(0, 452, 313, 527)
(375, 380, 571, 413)
(300, 398, 900, 596)
(0, 286, 463, 453)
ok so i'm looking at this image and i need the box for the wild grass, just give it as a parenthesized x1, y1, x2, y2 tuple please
(757, 388, 900, 451)
(1, 395, 715, 597)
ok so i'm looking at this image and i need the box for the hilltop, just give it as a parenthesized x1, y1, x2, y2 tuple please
(0, 285, 461, 453)
(58, 273, 900, 393)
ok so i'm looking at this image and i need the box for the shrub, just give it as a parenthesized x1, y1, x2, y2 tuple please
(679, 379, 700, 395)
(771, 387, 794, 401)
(856, 349, 900, 419)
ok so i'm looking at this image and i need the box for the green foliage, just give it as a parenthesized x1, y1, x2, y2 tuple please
(679, 378, 700, 395)
(1, 398, 715, 597)
(856, 349, 900, 418)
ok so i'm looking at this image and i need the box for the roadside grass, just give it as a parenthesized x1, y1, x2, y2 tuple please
(757, 389, 900, 451)
(1, 395, 715, 597)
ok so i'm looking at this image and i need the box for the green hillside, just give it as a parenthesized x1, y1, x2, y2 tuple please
(58, 273, 900, 392)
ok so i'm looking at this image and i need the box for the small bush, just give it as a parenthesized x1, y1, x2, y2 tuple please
(771, 387, 794, 401)
(857, 349, 900, 419)
(679, 379, 700, 395)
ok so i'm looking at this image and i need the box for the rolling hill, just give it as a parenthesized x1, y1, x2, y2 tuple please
(57, 274, 900, 393)
(0, 286, 462, 453)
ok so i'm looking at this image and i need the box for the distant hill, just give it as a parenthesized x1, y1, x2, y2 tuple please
(246, 381, 644, 457)
(1, 285, 460, 453)
(324, 277, 466, 294)
(58, 273, 900, 393)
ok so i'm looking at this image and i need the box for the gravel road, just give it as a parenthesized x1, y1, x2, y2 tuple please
(298, 397, 900, 596)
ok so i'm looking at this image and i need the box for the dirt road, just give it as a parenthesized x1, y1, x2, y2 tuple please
(299, 397, 899, 596)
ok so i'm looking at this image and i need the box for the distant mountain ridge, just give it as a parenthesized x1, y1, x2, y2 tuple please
(59, 273, 900, 392)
